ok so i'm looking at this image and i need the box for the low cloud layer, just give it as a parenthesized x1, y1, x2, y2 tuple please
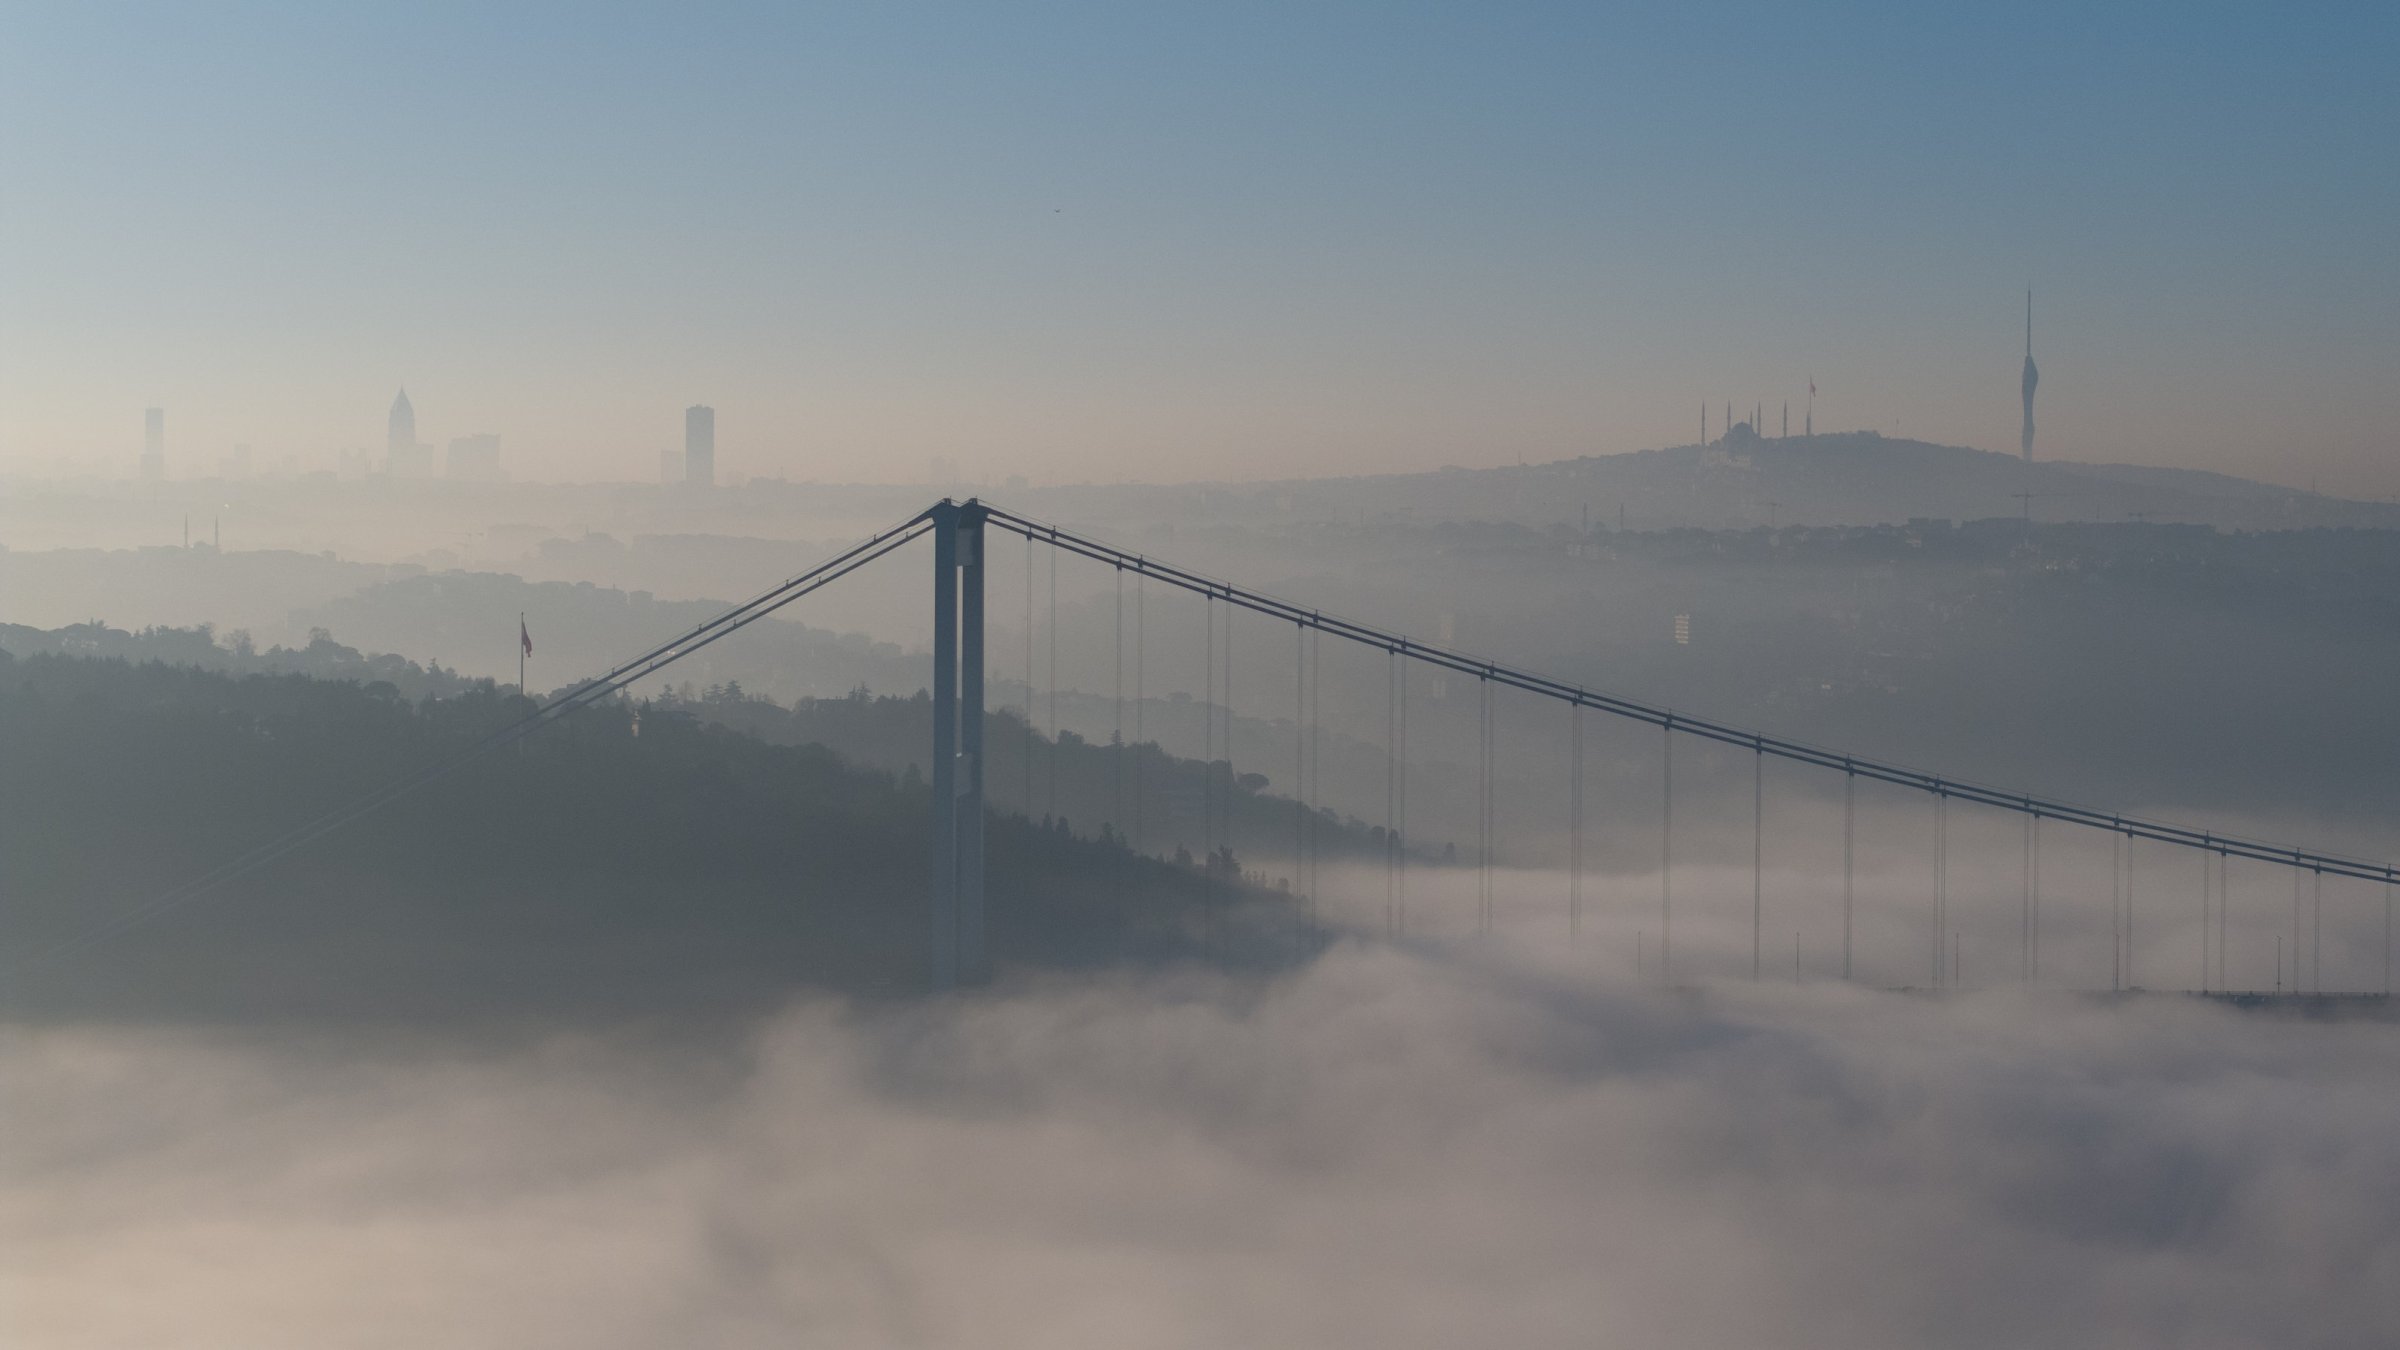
(7, 943, 2399, 1349)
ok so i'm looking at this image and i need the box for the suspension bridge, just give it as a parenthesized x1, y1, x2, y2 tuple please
(31, 497, 2398, 999)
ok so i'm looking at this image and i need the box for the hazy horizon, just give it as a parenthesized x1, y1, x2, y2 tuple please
(4, 6, 2396, 494)
(9, 7, 2400, 1346)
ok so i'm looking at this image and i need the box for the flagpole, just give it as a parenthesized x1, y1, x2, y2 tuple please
(519, 611, 526, 700)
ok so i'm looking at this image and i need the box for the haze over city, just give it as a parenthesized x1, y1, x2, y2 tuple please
(4, 4, 2396, 492)
(6, 6, 2400, 1349)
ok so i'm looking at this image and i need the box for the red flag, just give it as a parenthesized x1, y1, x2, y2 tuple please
(520, 619, 533, 658)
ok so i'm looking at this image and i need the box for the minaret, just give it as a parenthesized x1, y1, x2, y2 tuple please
(2020, 288, 2038, 462)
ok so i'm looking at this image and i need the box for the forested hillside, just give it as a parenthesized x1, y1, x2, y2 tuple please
(0, 651, 1283, 1023)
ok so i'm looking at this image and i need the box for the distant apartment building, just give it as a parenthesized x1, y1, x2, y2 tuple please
(446, 432, 503, 481)
(141, 407, 165, 480)
(685, 404, 715, 486)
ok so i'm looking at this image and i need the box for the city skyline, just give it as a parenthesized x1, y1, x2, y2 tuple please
(3, 6, 2394, 494)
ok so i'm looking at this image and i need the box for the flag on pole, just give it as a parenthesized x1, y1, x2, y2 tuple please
(520, 618, 533, 658)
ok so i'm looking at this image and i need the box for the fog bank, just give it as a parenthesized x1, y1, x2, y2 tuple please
(9, 941, 2398, 1348)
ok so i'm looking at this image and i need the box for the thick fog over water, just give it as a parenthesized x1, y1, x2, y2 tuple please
(9, 942, 2398, 1350)
(9, 7, 2399, 1342)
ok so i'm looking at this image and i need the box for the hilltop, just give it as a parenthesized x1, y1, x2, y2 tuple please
(1113, 429, 2400, 533)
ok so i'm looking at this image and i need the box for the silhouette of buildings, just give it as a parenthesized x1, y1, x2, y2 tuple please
(141, 407, 164, 480)
(685, 405, 715, 487)
(387, 388, 433, 478)
(446, 432, 502, 481)
(2021, 289, 2038, 462)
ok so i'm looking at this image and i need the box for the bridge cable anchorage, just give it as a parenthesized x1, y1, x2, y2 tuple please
(11, 511, 940, 976)
(981, 506, 2394, 888)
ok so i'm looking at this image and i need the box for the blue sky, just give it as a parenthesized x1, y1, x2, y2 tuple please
(3, 2, 2394, 489)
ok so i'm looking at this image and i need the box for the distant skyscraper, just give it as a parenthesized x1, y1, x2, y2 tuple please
(389, 388, 416, 456)
(2020, 289, 2038, 462)
(685, 405, 715, 487)
(385, 388, 432, 477)
(141, 407, 164, 480)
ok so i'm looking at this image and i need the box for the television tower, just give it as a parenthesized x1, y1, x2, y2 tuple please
(2020, 288, 2038, 462)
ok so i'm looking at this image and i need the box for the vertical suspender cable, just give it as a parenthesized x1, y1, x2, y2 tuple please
(2313, 867, 2323, 993)
(2031, 813, 2042, 984)
(1224, 600, 1234, 865)
(1569, 705, 1583, 943)
(2292, 858, 2304, 996)
(1842, 767, 1855, 982)
(1396, 657, 1409, 933)
(1479, 676, 1493, 934)
(1023, 533, 1035, 813)
(2217, 852, 2229, 992)
(1294, 622, 1306, 911)
(1203, 592, 1215, 863)
(2127, 834, 2139, 989)
(1755, 746, 1769, 978)
(2022, 812, 2034, 983)
(1113, 566, 1124, 840)
(1934, 791, 1948, 988)
(1384, 647, 1397, 933)
(1132, 573, 1145, 855)
(1046, 543, 1059, 821)
(1308, 629, 1320, 909)
(2111, 829, 2124, 992)
(1660, 720, 1673, 977)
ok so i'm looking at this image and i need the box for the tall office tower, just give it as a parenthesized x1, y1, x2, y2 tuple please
(2020, 289, 2039, 462)
(385, 388, 433, 477)
(685, 404, 715, 486)
(141, 407, 165, 480)
(389, 388, 416, 456)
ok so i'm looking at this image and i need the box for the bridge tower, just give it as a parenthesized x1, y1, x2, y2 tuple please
(929, 499, 988, 988)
